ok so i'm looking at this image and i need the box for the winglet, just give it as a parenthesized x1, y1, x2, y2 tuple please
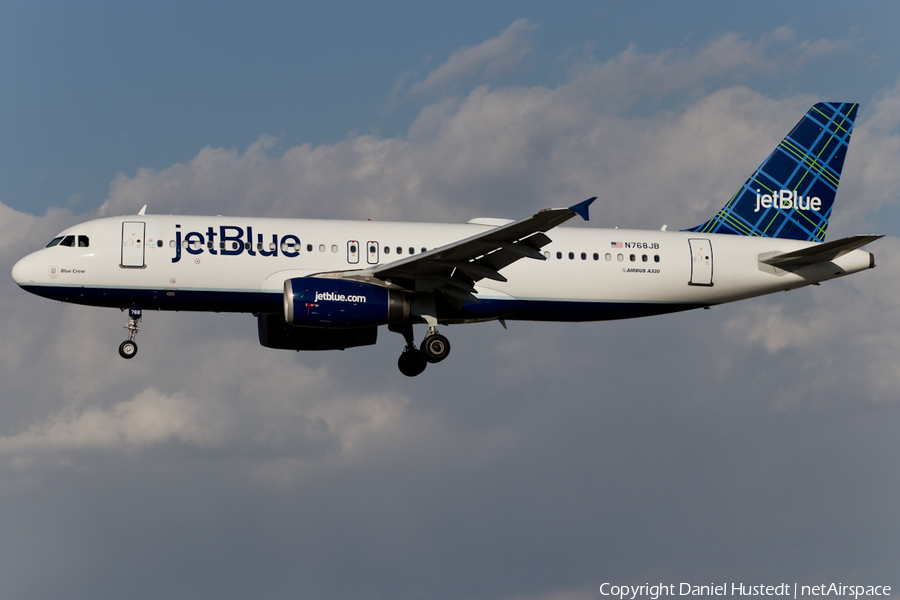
(569, 197, 596, 221)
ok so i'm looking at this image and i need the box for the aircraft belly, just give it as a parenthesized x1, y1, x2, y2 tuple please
(19, 284, 283, 313)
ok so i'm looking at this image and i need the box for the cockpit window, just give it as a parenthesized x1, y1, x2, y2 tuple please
(46, 237, 63, 248)
(78, 235, 89, 247)
(60, 235, 76, 247)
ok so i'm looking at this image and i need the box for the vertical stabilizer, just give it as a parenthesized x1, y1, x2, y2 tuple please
(686, 102, 858, 242)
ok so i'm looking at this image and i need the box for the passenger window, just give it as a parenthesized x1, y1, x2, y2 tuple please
(79, 236, 90, 247)
(307, 244, 313, 252)
(233, 242, 239, 250)
(409, 247, 414, 254)
(396, 246, 402, 254)
(654, 255, 660, 262)
(421, 247, 426, 253)
(46, 237, 63, 247)
(331, 245, 338, 253)
(617, 254, 624, 262)
(630, 254, 636, 262)
(170, 240, 176, 248)
(568, 252, 574, 260)
(384, 246, 391, 254)
(556, 251, 562, 259)
(60, 235, 76, 247)
(605, 253, 611, 261)
(642, 254, 648, 262)
(581, 252, 586, 260)
(156, 240, 162, 248)
(318, 244, 325, 252)
(593, 253, 599, 260)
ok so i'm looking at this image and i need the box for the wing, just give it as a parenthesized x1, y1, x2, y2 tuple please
(346, 197, 595, 303)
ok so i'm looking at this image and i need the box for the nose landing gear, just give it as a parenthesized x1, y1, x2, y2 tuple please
(119, 306, 141, 359)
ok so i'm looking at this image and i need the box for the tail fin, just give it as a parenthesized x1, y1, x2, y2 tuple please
(686, 102, 858, 242)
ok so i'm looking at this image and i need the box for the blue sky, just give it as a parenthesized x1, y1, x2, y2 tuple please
(3, 1, 899, 216)
(1, 2, 900, 599)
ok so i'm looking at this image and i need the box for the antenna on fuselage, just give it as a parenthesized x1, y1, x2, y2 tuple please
(138, 205, 147, 216)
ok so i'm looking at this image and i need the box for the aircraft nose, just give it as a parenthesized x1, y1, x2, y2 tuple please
(11, 254, 35, 285)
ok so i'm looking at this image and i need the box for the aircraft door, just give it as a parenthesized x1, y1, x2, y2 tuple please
(347, 240, 359, 264)
(367, 241, 379, 264)
(121, 221, 146, 268)
(688, 238, 713, 286)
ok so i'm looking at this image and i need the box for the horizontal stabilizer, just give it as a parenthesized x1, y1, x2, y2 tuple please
(758, 234, 883, 268)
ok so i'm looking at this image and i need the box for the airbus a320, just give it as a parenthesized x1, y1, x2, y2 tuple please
(12, 102, 880, 376)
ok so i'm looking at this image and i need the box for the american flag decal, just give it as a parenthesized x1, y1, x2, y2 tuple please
(611, 242, 623, 248)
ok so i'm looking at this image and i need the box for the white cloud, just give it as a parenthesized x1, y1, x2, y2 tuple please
(0, 387, 221, 456)
(410, 18, 538, 95)
(560, 28, 848, 105)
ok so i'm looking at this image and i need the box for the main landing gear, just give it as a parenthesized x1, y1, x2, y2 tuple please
(118, 306, 141, 359)
(391, 324, 451, 377)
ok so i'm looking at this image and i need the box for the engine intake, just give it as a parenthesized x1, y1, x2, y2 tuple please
(284, 277, 409, 327)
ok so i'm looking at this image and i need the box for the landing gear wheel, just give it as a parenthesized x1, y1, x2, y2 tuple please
(420, 334, 450, 363)
(398, 349, 427, 377)
(118, 340, 138, 359)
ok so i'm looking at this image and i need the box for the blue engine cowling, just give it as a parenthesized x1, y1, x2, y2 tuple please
(284, 277, 409, 327)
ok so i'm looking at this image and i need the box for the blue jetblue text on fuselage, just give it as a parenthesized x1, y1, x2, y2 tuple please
(171, 225, 303, 263)
(753, 190, 822, 213)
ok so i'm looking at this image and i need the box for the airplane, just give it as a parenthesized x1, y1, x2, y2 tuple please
(11, 102, 882, 376)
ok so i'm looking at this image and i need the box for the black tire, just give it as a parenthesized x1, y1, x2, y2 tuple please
(119, 340, 138, 359)
(420, 334, 450, 363)
(398, 348, 427, 377)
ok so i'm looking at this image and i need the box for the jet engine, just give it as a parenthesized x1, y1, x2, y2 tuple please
(283, 277, 409, 328)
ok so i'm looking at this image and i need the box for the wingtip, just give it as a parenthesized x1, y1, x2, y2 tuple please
(569, 197, 596, 221)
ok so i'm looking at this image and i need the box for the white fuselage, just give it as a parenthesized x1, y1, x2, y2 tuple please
(12, 214, 875, 323)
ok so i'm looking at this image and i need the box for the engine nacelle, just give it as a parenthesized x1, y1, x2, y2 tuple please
(284, 277, 409, 328)
(258, 314, 377, 351)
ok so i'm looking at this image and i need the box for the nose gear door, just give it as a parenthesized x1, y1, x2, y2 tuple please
(121, 221, 146, 268)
